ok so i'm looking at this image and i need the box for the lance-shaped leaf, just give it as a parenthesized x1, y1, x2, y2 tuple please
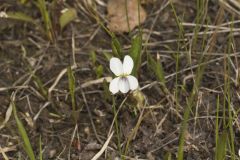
(12, 101, 36, 160)
(130, 34, 142, 76)
(147, 53, 166, 85)
(59, 8, 77, 30)
(5, 12, 35, 24)
(111, 35, 122, 58)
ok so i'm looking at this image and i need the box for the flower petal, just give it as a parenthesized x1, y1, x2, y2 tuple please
(118, 77, 130, 93)
(110, 57, 123, 76)
(109, 77, 120, 94)
(123, 55, 133, 75)
(127, 75, 138, 90)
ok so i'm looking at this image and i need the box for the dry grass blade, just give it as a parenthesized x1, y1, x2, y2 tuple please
(220, 0, 240, 15)
(80, 77, 112, 88)
(0, 145, 16, 153)
(0, 145, 10, 160)
(0, 86, 28, 92)
(0, 103, 12, 130)
(68, 124, 79, 160)
(91, 131, 114, 160)
(48, 65, 77, 96)
(81, 89, 103, 144)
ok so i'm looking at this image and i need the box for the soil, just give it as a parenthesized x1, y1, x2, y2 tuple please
(0, 0, 240, 160)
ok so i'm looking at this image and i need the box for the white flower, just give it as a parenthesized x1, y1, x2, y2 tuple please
(109, 55, 139, 94)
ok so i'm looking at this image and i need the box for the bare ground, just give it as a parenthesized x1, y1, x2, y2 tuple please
(1, 0, 240, 159)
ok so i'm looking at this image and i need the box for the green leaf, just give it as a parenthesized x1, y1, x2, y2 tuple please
(95, 65, 103, 78)
(103, 79, 111, 102)
(6, 12, 35, 24)
(111, 35, 122, 58)
(130, 34, 142, 76)
(19, 0, 28, 4)
(147, 53, 166, 85)
(90, 51, 97, 65)
(103, 52, 112, 61)
(59, 8, 77, 30)
(12, 101, 36, 160)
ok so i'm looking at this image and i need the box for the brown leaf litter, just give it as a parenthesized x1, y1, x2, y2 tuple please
(107, 0, 147, 33)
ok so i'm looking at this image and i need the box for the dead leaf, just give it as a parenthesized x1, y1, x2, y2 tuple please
(93, 108, 106, 117)
(107, 0, 147, 33)
(147, 152, 155, 160)
(85, 142, 102, 151)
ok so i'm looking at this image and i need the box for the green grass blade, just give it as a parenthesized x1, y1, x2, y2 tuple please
(36, 0, 54, 41)
(11, 101, 36, 160)
(177, 55, 206, 160)
(112, 98, 122, 157)
(215, 95, 219, 151)
(67, 66, 77, 122)
(33, 75, 48, 99)
(192, 0, 207, 49)
(215, 131, 227, 160)
(130, 34, 142, 76)
(170, 2, 185, 39)
(164, 152, 172, 160)
(39, 135, 43, 160)
(90, 51, 97, 65)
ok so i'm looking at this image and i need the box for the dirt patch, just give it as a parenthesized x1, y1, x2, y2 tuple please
(1, 0, 240, 159)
